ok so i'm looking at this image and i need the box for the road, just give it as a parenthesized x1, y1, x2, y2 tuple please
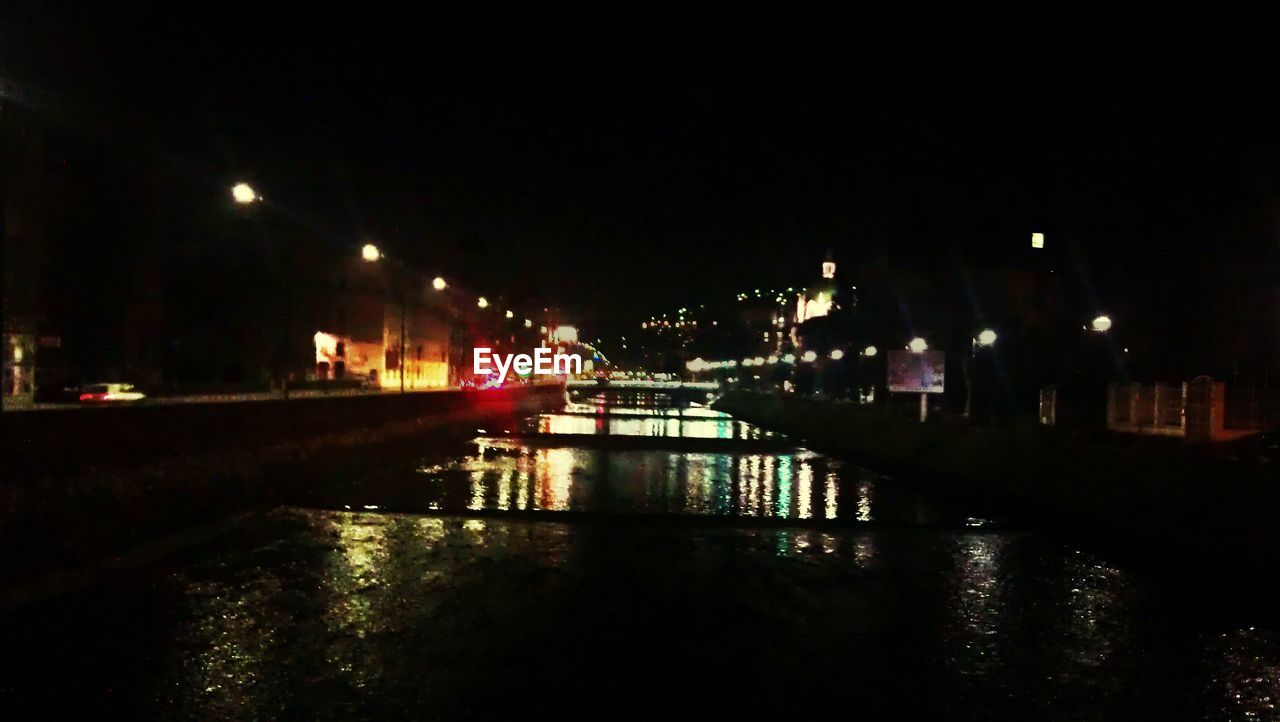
(0, 392, 1276, 719)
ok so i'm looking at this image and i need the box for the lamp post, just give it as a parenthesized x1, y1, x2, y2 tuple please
(964, 328, 997, 419)
(361, 243, 406, 394)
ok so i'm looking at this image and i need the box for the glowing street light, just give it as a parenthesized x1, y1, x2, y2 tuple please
(863, 345, 878, 357)
(1091, 315, 1113, 333)
(829, 349, 845, 360)
(505, 310, 514, 319)
(782, 353, 796, 364)
(977, 329, 998, 347)
(767, 355, 778, 364)
(231, 182, 258, 204)
(361, 243, 381, 262)
(477, 297, 489, 309)
(908, 337, 928, 353)
(432, 276, 447, 291)
(801, 350, 818, 363)
(524, 319, 533, 329)
(752, 356, 765, 366)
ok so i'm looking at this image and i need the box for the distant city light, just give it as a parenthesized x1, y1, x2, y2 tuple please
(1031, 232, 1045, 249)
(829, 349, 845, 360)
(909, 337, 928, 353)
(552, 325, 578, 343)
(432, 276, 447, 290)
(752, 356, 765, 366)
(767, 355, 778, 364)
(524, 319, 533, 328)
(477, 297, 489, 309)
(782, 353, 796, 364)
(231, 182, 258, 204)
(1091, 315, 1113, 333)
(863, 345, 878, 357)
(505, 310, 514, 319)
(977, 329, 997, 347)
(801, 350, 817, 362)
(361, 243, 381, 262)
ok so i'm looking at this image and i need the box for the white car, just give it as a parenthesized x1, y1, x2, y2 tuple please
(78, 383, 146, 403)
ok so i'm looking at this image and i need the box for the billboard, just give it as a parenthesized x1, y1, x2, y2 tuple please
(887, 350, 946, 394)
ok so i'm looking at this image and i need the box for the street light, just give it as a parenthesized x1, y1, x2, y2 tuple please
(524, 319, 533, 329)
(1091, 315, 1113, 333)
(360, 243, 406, 394)
(966, 329, 997, 418)
(908, 337, 928, 353)
(863, 345, 878, 357)
(432, 276, 447, 291)
(231, 182, 258, 204)
(477, 297, 489, 309)
(829, 349, 845, 360)
(505, 310, 514, 319)
(801, 350, 818, 362)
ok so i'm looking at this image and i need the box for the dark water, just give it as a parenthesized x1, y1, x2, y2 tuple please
(0, 395, 1277, 720)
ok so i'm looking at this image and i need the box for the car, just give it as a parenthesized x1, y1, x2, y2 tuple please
(78, 383, 147, 403)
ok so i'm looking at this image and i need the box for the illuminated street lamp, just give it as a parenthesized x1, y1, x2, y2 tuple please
(360, 242, 407, 393)
(908, 337, 928, 353)
(1091, 315, 1113, 333)
(829, 349, 845, 360)
(966, 329, 998, 418)
(432, 276, 447, 291)
(524, 319, 533, 329)
(477, 297, 489, 309)
(863, 345, 878, 357)
(782, 353, 796, 364)
(231, 182, 258, 204)
(801, 350, 818, 363)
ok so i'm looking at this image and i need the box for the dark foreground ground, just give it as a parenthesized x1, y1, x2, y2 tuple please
(1, 507, 1276, 721)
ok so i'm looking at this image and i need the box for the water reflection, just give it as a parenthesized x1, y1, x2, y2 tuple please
(532, 404, 771, 439)
(417, 445, 903, 522)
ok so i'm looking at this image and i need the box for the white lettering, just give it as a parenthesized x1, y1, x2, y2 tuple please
(473, 347, 582, 381)
(492, 352, 514, 384)
(513, 354, 532, 375)
(473, 348, 492, 375)
(555, 353, 582, 375)
(534, 347, 553, 374)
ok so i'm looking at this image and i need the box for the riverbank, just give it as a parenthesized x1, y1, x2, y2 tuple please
(0, 384, 565, 582)
(712, 391, 1280, 578)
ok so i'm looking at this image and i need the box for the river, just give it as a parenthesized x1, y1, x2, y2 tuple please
(0, 391, 1276, 719)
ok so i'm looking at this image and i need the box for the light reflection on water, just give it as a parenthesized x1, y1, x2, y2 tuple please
(530, 405, 772, 439)
(421, 445, 896, 521)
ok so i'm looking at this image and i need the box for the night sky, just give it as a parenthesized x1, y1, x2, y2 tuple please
(5, 9, 1279, 331)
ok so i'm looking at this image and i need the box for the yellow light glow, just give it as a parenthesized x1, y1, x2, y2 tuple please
(1091, 315, 1112, 333)
(863, 345, 878, 357)
(830, 349, 845, 360)
(524, 319, 533, 329)
(1031, 232, 1045, 249)
(977, 329, 997, 347)
(505, 310, 514, 319)
(231, 182, 257, 204)
(361, 243, 381, 262)
(477, 297, 489, 309)
(801, 350, 817, 362)
(909, 337, 928, 353)
(552, 325, 578, 343)
(432, 276, 447, 290)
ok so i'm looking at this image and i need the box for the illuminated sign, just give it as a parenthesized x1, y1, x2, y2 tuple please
(887, 350, 945, 394)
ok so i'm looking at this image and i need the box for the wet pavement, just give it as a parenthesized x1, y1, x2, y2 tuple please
(1, 393, 1277, 719)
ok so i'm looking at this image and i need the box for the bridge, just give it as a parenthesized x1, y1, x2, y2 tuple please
(566, 378, 720, 406)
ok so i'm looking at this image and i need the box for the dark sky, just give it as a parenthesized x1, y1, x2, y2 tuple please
(5, 9, 1279, 330)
